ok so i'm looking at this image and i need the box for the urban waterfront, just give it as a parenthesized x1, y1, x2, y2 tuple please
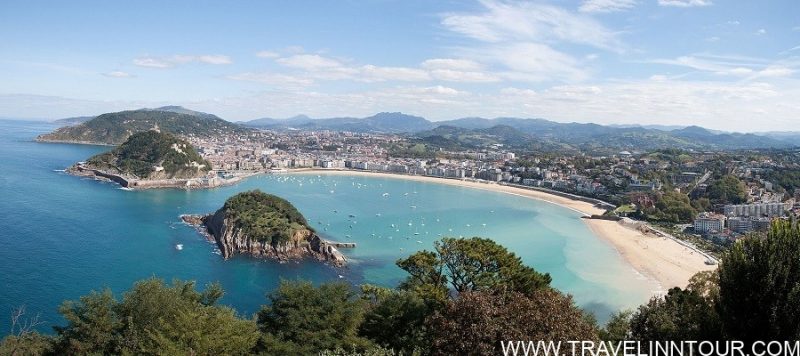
(0, 120, 657, 335)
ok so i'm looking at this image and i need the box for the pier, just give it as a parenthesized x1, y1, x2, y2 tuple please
(322, 240, 357, 248)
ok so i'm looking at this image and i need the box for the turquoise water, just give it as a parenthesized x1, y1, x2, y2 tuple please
(0, 120, 657, 335)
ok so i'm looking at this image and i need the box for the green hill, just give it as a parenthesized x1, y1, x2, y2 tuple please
(83, 130, 211, 179)
(219, 190, 311, 245)
(38, 107, 247, 145)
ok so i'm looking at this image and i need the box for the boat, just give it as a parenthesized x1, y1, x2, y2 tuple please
(414, 232, 420, 235)
(349, 214, 356, 218)
(410, 205, 417, 209)
(175, 244, 183, 250)
(416, 240, 423, 244)
(382, 193, 389, 197)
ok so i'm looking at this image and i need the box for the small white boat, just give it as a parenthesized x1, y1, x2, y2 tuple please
(175, 244, 184, 250)
(382, 193, 389, 197)
(414, 232, 420, 235)
(416, 240, 423, 244)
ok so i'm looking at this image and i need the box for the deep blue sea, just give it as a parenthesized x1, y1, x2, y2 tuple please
(0, 120, 657, 335)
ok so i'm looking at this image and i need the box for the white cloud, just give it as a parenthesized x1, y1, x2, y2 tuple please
(133, 54, 232, 68)
(256, 50, 280, 58)
(650, 54, 796, 78)
(658, 0, 712, 7)
(102, 71, 134, 78)
(441, 0, 623, 51)
(579, 0, 637, 13)
(133, 57, 173, 68)
(478, 42, 588, 82)
(359, 65, 431, 82)
(421, 58, 483, 71)
(758, 66, 794, 77)
(276, 54, 345, 70)
(197, 55, 232, 65)
(226, 72, 314, 88)
(756, 28, 767, 35)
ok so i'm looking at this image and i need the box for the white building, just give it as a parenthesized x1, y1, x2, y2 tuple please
(694, 213, 726, 234)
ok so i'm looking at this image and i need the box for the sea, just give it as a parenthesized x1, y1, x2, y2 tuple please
(0, 119, 658, 335)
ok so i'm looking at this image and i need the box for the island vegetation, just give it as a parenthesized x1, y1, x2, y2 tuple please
(2, 221, 798, 355)
(77, 130, 211, 180)
(222, 190, 310, 245)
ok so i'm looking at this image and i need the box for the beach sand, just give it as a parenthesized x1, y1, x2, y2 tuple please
(288, 169, 715, 290)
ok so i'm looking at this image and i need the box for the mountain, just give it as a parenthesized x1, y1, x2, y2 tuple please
(37, 107, 247, 145)
(52, 116, 94, 126)
(242, 112, 434, 133)
(244, 114, 314, 128)
(77, 130, 211, 180)
(669, 126, 789, 149)
(758, 131, 800, 144)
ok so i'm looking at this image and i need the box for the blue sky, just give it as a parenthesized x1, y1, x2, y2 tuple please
(1, 0, 798, 131)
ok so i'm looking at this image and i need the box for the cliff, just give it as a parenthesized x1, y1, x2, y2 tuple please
(182, 190, 348, 266)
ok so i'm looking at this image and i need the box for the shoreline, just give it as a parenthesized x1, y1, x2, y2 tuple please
(284, 168, 716, 290)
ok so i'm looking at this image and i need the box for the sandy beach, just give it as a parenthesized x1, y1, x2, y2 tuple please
(288, 168, 715, 290)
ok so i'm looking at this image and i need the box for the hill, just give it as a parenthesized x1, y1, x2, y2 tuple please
(38, 107, 247, 145)
(78, 130, 211, 179)
(52, 116, 94, 126)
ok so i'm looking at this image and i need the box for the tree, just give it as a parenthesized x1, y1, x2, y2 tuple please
(396, 237, 551, 298)
(628, 287, 721, 343)
(706, 175, 748, 205)
(256, 280, 372, 355)
(648, 191, 697, 223)
(359, 285, 432, 354)
(717, 220, 800, 342)
(599, 310, 632, 343)
(53, 278, 258, 355)
(0, 333, 55, 356)
(426, 289, 598, 355)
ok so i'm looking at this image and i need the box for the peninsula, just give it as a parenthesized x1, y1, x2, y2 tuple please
(182, 190, 349, 266)
(67, 130, 234, 189)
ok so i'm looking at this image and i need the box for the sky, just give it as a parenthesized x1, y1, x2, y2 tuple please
(0, 0, 798, 132)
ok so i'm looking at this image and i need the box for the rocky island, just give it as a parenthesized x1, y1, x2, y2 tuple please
(182, 190, 349, 266)
(68, 130, 236, 189)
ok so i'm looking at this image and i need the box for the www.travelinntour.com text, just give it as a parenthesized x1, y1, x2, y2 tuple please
(500, 341, 800, 356)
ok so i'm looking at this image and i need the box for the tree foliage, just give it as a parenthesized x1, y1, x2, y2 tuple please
(256, 280, 372, 355)
(426, 290, 598, 355)
(645, 191, 697, 223)
(628, 287, 722, 343)
(222, 190, 310, 244)
(717, 220, 800, 342)
(706, 175, 748, 205)
(86, 130, 211, 179)
(53, 278, 257, 355)
(396, 237, 552, 299)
